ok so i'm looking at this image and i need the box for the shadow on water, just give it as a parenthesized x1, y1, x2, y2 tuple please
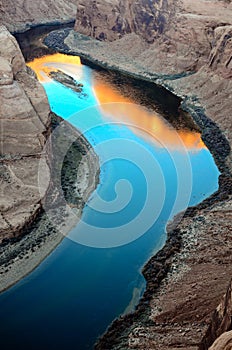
(14, 22, 75, 62)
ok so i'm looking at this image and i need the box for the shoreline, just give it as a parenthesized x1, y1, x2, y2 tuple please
(43, 28, 232, 349)
(0, 114, 100, 294)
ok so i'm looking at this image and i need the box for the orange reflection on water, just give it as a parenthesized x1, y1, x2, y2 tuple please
(93, 79, 206, 151)
(28, 53, 205, 151)
(27, 53, 82, 82)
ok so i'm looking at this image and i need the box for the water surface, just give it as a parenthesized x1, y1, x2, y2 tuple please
(0, 54, 219, 349)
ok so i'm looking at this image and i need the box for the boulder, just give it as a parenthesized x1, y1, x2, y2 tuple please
(209, 331, 232, 350)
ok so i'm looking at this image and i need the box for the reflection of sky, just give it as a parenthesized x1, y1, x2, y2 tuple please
(29, 54, 206, 149)
(27, 53, 82, 82)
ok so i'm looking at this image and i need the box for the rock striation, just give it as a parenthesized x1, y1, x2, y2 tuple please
(209, 330, 232, 350)
(203, 280, 232, 349)
(209, 25, 232, 79)
(0, 26, 51, 242)
(75, 0, 172, 42)
(0, 0, 77, 33)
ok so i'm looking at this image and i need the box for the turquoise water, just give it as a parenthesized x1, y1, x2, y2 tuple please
(0, 63, 219, 349)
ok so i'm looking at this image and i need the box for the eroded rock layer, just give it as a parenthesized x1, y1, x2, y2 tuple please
(75, 0, 172, 42)
(0, 26, 51, 242)
(209, 330, 232, 350)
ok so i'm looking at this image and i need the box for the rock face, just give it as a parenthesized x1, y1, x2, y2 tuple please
(0, 26, 51, 242)
(0, 0, 77, 32)
(209, 331, 232, 350)
(209, 25, 232, 78)
(75, 0, 172, 42)
(75, 0, 131, 41)
(202, 280, 232, 348)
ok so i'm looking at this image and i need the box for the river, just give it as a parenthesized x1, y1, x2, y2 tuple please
(0, 53, 219, 349)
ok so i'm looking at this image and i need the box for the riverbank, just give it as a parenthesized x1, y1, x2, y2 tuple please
(0, 114, 99, 293)
(44, 28, 232, 349)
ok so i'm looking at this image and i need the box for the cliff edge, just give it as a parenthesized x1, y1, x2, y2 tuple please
(0, 26, 51, 243)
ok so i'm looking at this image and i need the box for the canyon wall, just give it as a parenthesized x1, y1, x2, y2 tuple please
(0, 26, 51, 242)
(0, 0, 77, 32)
(75, 0, 172, 42)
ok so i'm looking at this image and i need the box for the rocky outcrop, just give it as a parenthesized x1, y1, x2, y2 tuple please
(48, 70, 84, 93)
(209, 331, 232, 350)
(0, 26, 51, 242)
(0, 0, 77, 33)
(209, 25, 232, 78)
(201, 280, 232, 349)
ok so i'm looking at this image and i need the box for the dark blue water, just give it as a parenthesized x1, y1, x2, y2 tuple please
(0, 58, 220, 350)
